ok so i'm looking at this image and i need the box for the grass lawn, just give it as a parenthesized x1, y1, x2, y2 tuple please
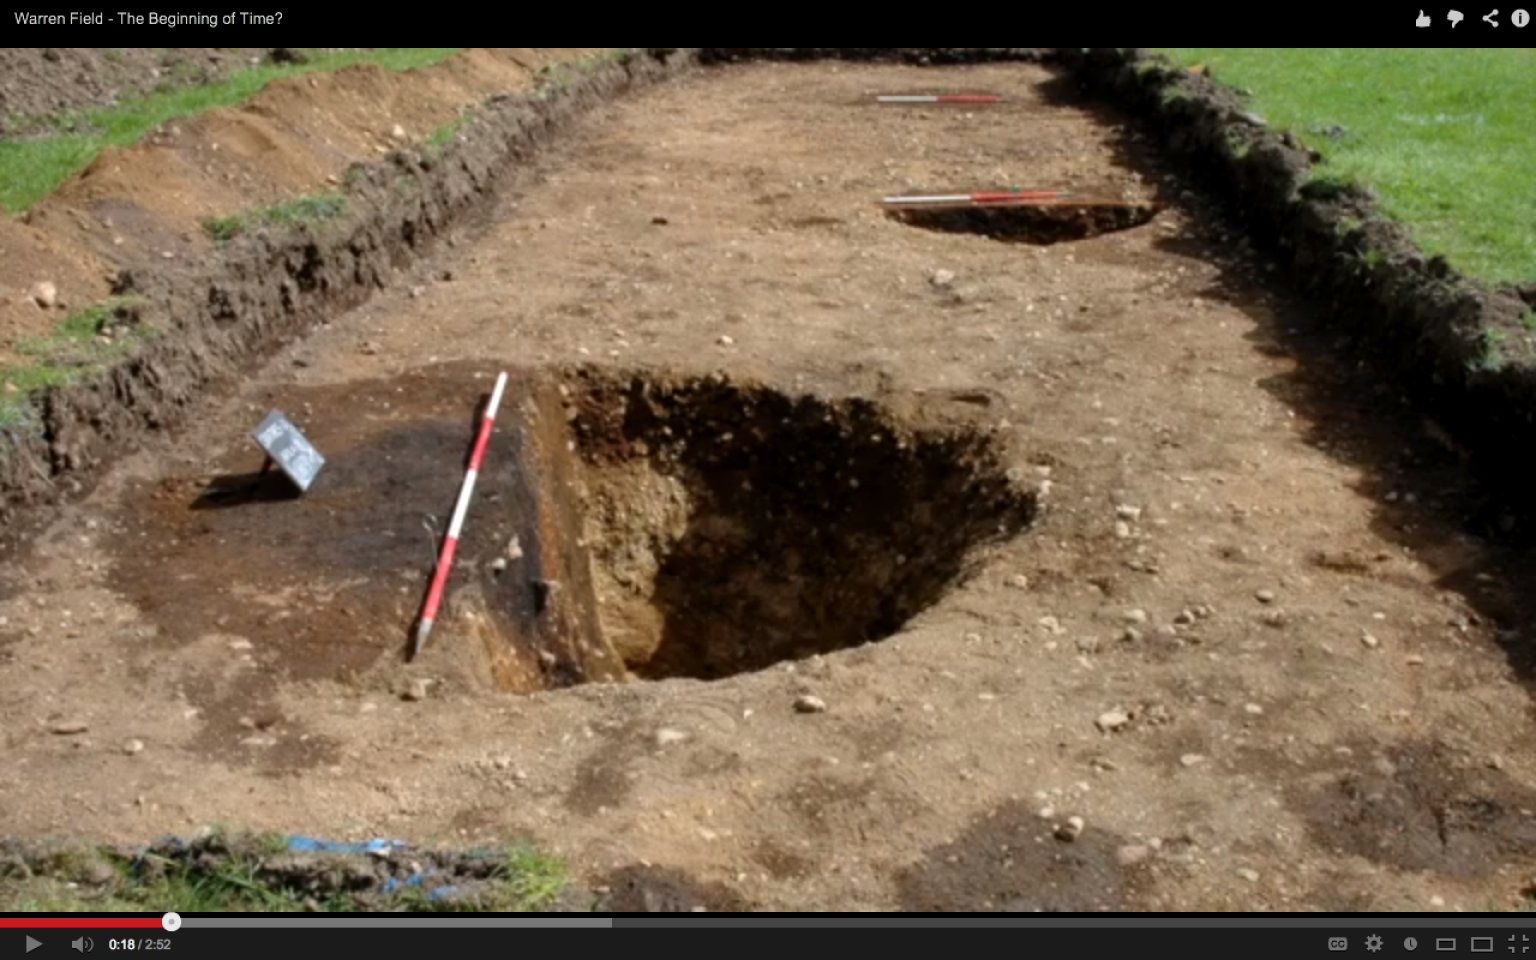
(1159, 49, 1536, 285)
(0, 48, 459, 215)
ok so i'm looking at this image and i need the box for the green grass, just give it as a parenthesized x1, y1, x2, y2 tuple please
(1159, 49, 1536, 284)
(424, 110, 477, 154)
(0, 838, 570, 913)
(202, 192, 347, 244)
(0, 48, 459, 214)
(0, 296, 148, 427)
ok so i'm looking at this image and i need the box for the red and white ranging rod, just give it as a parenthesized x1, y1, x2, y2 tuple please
(875, 94, 1003, 104)
(882, 189, 1075, 207)
(411, 370, 509, 658)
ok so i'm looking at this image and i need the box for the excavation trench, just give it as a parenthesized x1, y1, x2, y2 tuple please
(105, 364, 1037, 692)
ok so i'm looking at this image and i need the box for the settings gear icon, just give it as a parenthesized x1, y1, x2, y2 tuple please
(1366, 935, 1384, 953)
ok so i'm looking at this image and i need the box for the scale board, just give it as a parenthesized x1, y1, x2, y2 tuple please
(251, 410, 325, 493)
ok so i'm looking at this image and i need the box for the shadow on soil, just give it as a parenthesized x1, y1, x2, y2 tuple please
(192, 471, 302, 510)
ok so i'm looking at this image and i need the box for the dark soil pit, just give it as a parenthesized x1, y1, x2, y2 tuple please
(563, 367, 1039, 681)
(888, 200, 1162, 244)
(103, 362, 623, 704)
(101, 362, 1037, 701)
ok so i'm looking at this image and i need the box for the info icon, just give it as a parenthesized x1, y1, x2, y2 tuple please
(1515, 8, 1531, 25)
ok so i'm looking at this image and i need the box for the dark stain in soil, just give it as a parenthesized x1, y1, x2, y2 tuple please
(597, 863, 750, 912)
(564, 722, 654, 816)
(896, 800, 1137, 912)
(1277, 738, 1536, 878)
(105, 362, 623, 702)
(748, 838, 819, 881)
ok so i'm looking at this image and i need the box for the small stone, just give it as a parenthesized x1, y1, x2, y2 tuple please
(122, 738, 145, 756)
(409, 285, 426, 299)
(401, 678, 432, 702)
(1096, 709, 1132, 733)
(1243, 702, 1264, 716)
(239, 735, 277, 748)
(29, 281, 58, 309)
(1429, 895, 1445, 908)
(1116, 504, 1142, 521)
(1489, 755, 1506, 771)
(1360, 632, 1381, 649)
(1038, 615, 1064, 635)
(1122, 608, 1148, 625)
(1236, 867, 1260, 883)
(930, 268, 956, 288)
(717, 334, 735, 346)
(1116, 844, 1151, 866)
(1008, 574, 1030, 590)
(1119, 627, 1143, 643)
(1179, 753, 1206, 767)
(490, 557, 508, 573)
(1036, 805, 1056, 820)
(1173, 610, 1196, 626)
(793, 694, 827, 714)
(654, 727, 688, 746)
(1114, 521, 1133, 539)
(1260, 609, 1287, 628)
(50, 720, 89, 735)
(227, 637, 254, 651)
(1055, 816, 1085, 842)
(1255, 589, 1277, 604)
(1405, 654, 1425, 666)
(391, 123, 407, 140)
(2, 382, 17, 394)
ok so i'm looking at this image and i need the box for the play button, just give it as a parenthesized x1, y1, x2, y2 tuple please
(26, 936, 41, 954)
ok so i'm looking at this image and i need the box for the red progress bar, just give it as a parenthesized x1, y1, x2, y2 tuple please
(0, 918, 163, 928)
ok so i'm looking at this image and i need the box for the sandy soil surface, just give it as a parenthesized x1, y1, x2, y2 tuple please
(2, 60, 1534, 912)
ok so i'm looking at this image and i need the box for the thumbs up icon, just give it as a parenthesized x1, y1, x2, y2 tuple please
(1416, 8, 1431, 23)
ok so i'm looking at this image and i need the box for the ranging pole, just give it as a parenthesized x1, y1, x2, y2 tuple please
(411, 371, 509, 659)
(874, 94, 1004, 104)
(881, 189, 1076, 207)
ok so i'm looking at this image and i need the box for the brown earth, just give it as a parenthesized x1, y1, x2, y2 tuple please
(2, 58, 1536, 913)
(0, 47, 600, 366)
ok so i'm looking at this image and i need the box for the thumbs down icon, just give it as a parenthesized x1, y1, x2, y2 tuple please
(1448, 8, 1465, 23)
